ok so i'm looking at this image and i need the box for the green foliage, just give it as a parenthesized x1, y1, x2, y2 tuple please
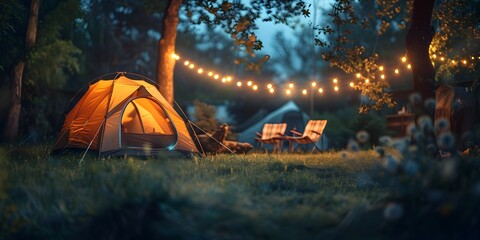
(317, 106, 386, 149)
(317, 0, 410, 113)
(0, 0, 26, 73)
(183, 0, 310, 72)
(193, 99, 218, 133)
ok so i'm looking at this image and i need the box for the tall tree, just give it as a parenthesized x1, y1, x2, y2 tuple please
(405, 0, 436, 118)
(4, 0, 39, 140)
(157, 0, 182, 105)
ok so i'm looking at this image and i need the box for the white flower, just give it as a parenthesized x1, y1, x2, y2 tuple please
(424, 98, 436, 111)
(437, 132, 455, 150)
(347, 139, 360, 152)
(356, 130, 370, 143)
(379, 136, 393, 146)
(417, 115, 433, 131)
(392, 138, 408, 154)
(384, 202, 404, 220)
(434, 118, 449, 132)
(404, 160, 419, 176)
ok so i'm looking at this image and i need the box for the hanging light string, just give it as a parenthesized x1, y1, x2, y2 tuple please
(172, 53, 479, 97)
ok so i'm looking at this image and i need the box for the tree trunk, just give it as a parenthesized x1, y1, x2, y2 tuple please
(405, 0, 436, 118)
(4, 0, 40, 140)
(157, 0, 182, 105)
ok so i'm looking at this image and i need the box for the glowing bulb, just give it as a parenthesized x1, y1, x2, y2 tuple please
(440, 57, 445, 61)
(462, 60, 467, 65)
(267, 83, 273, 89)
(318, 88, 324, 93)
(379, 66, 384, 71)
(221, 77, 226, 83)
(365, 79, 369, 84)
(407, 64, 411, 69)
(395, 69, 399, 74)
(302, 89, 307, 95)
(381, 74, 385, 79)
(311, 82, 317, 87)
(247, 81, 253, 86)
(237, 81, 242, 87)
(214, 74, 219, 80)
(226, 76, 232, 82)
(451, 60, 456, 65)
(333, 78, 338, 84)
(289, 83, 294, 88)
(472, 56, 475, 60)
(356, 73, 361, 78)
(184, 61, 189, 66)
(189, 64, 195, 69)
(253, 85, 258, 91)
(349, 82, 354, 87)
(197, 68, 203, 74)
(208, 72, 213, 76)
(401, 56, 407, 62)
(286, 89, 292, 95)
(334, 86, 339, 91)
(269, 88, 275, 94)
(172, 53, 180, 59)
(432, 54, 437, 59)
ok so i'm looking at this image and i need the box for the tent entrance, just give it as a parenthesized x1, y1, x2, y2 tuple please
(120, 97, 177, 149)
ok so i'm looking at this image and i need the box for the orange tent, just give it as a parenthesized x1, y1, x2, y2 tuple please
(53, 73, 202, 157)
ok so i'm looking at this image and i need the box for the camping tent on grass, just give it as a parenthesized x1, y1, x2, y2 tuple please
(53, 72, 202, 157)
(238, 101, 328, 151)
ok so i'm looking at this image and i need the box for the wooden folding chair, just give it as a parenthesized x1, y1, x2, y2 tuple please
(254, 123, 287, 153)
(286, 120, 327, 152)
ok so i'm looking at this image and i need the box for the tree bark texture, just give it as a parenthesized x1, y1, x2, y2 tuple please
(157, 0, 182, 105)
(4, 0, 40, 140)
(405, 0, 436, 117)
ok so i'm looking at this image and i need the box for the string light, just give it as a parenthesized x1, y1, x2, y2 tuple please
(173, 52, 478, 97)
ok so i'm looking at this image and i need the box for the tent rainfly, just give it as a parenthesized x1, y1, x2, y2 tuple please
(53, 73, 202, 157)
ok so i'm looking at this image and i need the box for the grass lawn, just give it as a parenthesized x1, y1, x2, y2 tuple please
(1, 145, 479, 239)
